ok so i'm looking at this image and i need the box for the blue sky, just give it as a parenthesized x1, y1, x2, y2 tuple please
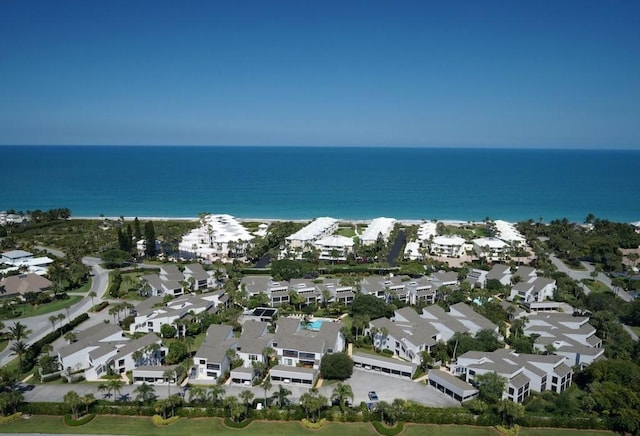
(1, 1, 639, 148)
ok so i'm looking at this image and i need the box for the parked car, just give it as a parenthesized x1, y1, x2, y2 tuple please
(368, 391, 379, 401)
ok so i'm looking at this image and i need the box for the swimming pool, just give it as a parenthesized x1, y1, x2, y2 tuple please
(305, 320, 324, 331)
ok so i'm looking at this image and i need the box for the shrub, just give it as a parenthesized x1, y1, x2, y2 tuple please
(19, 402, 70, 415)
(151, 415, 179, 426)
(0, 412, 22, 424)
(93, 301, 109, 312)
(301, 418, 327, 429)
(63, 413, 96, 426)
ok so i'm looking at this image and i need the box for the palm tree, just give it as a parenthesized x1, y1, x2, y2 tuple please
(207, 384, 225, 406)
(131, 350, 143, 367)
(10, 341, 29, 367)
(64, 331, 77, 344)
(134, 382, 156, 404)
(48, 315, 57, 333)
(239, 389, 254, 418)
(56, 313, 65, 328)
(331, 382, 354, 413)
(188, 386, 207, 404)
(224, 395, 244, 422)
(163, 368, 176, 397)
(82, 393, 96, 416)
(97, 383, 109, 399)
(261, 377, 272, 409)
(64, 390, 82, 419)
(107, 379, 124, 401)
(274, 385, 291, 408)
(88, 291, 97, 310)
(262, 346, 276, 369)
(8, 321, 32, 341)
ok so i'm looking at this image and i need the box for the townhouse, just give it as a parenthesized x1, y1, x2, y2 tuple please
(472, 237, 509, 261)
(129, 293, 222, 336)
(58, 324, 164, 381)
(192, 324, 236, 382)
(284, 217, 338, 252)
(453, 349, 573, 403)
(523, 313, 604, 367)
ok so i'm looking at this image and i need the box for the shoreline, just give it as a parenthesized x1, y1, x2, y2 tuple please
(72, 216, 490, 226)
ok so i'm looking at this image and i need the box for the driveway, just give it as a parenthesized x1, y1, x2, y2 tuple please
(549, 254, 633, 302)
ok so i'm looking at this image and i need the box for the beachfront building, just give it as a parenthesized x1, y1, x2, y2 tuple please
(523, 313, 604, 367)
(472, 237, 508, 261)
(494, 220, 526, 244)
(430, 235, 466, 258)
(417, 221, 438, 246)
(360, 217, 397, 246)
(453, 349, 573, 403)
(179, 214, 254, 261)
(286, 217, 338, 250)
(315, 235, 354, 261)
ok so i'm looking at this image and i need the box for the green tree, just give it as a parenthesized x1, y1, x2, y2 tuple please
(474, 372, 507, 404)
(160, 323, 177, 338)
(144, 221, 156, 257)
(239, 389, 254, 418)
(274, 385, 291, 408)
(207, 385, 226, 406)
(8, 322, 32, 341)
(320, 352, 353, 380)
(299, 388, 327, 422)
(260, 377, 272, 409)
(224, 395, 244, 422)
(9, 341, 29, 367)
(497, 399, 524, 428)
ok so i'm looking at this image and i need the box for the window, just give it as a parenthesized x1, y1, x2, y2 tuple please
(249, 354, 258, 361)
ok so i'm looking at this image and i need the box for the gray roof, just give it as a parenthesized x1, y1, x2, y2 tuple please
(486, 264, 511, 281)
(0, 273, 52, 295)
(509, 372, 530, 388)
(183, 263, 210, 281)
(429, 370, 477, 392)
(113, 333, 161, 359)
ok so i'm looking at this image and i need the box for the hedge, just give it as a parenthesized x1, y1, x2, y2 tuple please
(371, 421, 404, 436)
(63, 413, 96, 426)
(92, 301, 109, 312)
(151, 415, 180, 426)
(19, 402, 70, 415)
(223, 417, 253, 428)
(301, 418, 327, 429)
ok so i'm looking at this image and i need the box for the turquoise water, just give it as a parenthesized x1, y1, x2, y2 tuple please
(1, 145, 639, 223)
(305, 320, 324, 331)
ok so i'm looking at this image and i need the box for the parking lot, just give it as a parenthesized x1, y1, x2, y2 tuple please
(340, 369, 459, 407)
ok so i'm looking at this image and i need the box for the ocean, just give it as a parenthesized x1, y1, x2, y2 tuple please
(1, 145, 639, 223)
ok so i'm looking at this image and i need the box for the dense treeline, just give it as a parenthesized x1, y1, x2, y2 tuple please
(518, 216, 640, 271)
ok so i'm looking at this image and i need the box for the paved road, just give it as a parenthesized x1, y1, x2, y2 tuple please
(386, 229, 406, 267)
(0, 257, 110, 367)
(549, 254, 633, 302)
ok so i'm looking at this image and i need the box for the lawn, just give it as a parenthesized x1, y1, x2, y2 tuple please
(336, 226, 356, 238)
(0, 416, 616, 435)
(0, 296, 83, 320)
(582, 279, 612, 294)
(629, 325, 640, 337)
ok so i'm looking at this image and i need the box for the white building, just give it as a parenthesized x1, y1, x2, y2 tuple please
(430, 235, 466, 258)
(179, 214, 254, 261)
(473, 237, 508, 261)
(417, 221, 438, 246)
(360, 217, 396, 246)
(285, 217, 338, 250)
(315, 235, 354, 261)
(494, 220, 526, 244)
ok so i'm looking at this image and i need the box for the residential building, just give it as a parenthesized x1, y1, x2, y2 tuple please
(428, 370, 478, 403)
(360, 217, 396, 246)
(192, 324, 236, 382)
(430, 235, 466, 258)
(179, 214, 254, 261)
(352, 351, 417, 379)
(420, 303, 500, 342)
(183, 263, 212, 291)
(272, 317, 345, 370)
(417, 221, 437, 246)
(314, 235, 354, 261)
(453, 349, 573, 403)
(0, 273, 51, 299)
(524, 313, 604, 367)
(285, 217, 338, 251)
(473, 237, 508, 261)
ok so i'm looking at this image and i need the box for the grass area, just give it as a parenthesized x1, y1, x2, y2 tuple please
(582, 279, 612, 294)
(0, 339, 7, 353)
(336, 226, 356, 238)
(0, 295, 82, 320)
(70, 279, 92, 293)
(0, 416, 616, 435)
(629, 325, 640, 336)
(519, 428, 613, 436)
